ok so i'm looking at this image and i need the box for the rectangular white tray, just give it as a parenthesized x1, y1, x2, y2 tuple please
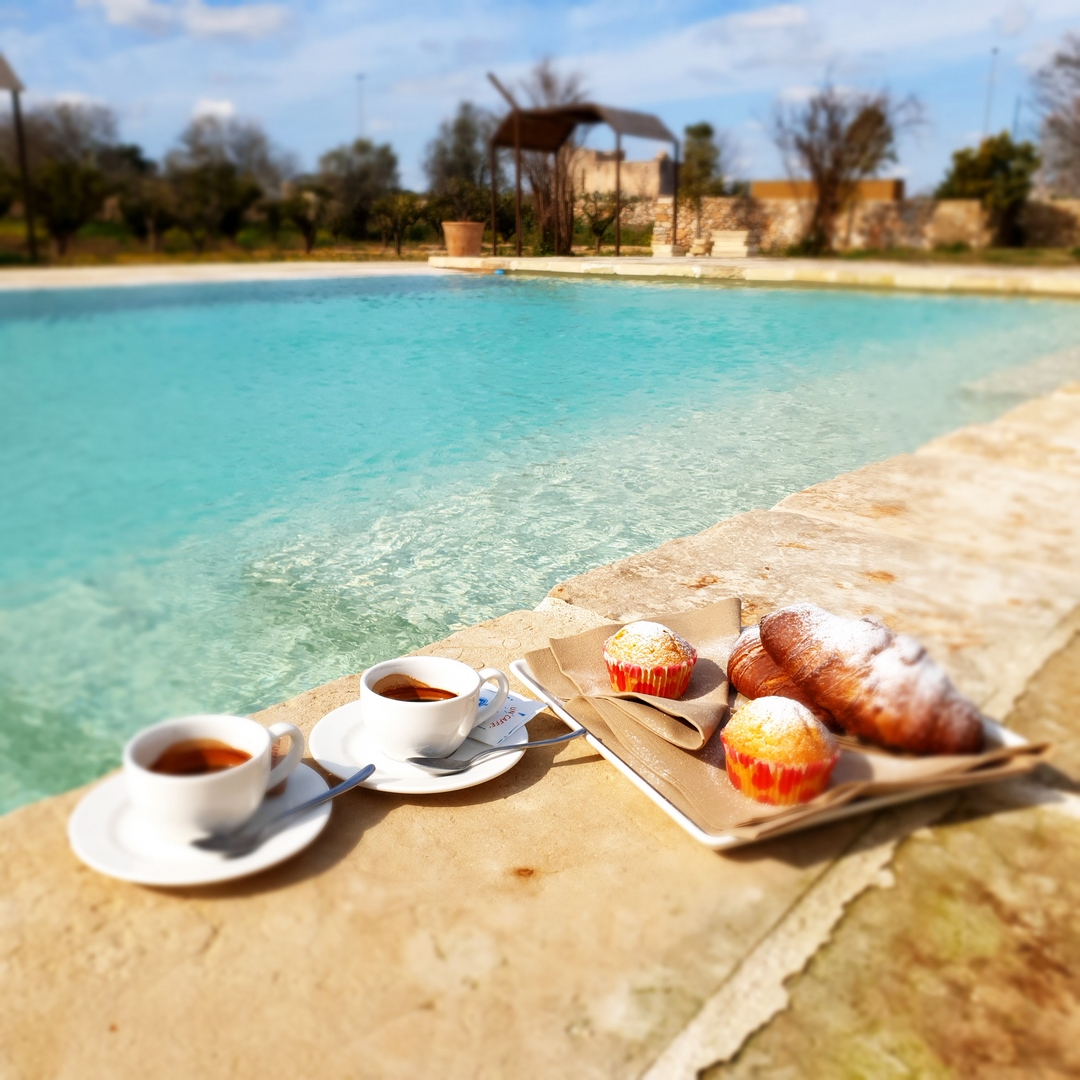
(511, 658, 1029, 850)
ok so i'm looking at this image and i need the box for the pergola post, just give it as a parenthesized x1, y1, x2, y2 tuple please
(615, 132, 621, 257)
(514, 111, 522, 257)
(671, 139, 680, 252)
(0, 55, 36, 263)
(490, 141, 497, 257)
(552, 151, 560, 255)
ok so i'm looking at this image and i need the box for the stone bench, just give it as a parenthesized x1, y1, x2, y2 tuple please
(711, 229, 752, 258)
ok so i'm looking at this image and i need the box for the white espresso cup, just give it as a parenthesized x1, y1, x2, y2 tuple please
(361, 656, 511, 762)
(124, 714, 305, 842)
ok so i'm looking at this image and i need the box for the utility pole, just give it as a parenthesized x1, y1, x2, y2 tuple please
(982, 46, 999, 138)
(0, 54, 37, 262)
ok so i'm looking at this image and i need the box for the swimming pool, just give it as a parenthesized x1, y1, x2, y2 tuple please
(3, 273, 1080, 813)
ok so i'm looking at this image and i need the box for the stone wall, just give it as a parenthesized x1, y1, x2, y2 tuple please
(652, 196, 992, 252)
(1022, 199, 1080, 248)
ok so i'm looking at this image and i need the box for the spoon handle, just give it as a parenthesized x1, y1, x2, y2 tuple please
(482, 729, 584, 755)
(194, 764, 377, 855)
(408, 728, 586, 773)
(265, 763, 376, 830)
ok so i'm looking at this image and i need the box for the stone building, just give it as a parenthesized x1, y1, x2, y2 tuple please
(570, 148, 675, 200)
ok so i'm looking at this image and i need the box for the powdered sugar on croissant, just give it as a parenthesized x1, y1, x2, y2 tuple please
(758, 603, 985, 755)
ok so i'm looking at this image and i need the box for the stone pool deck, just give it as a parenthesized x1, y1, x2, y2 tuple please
(2, 384, 1079, 1077)
(432, 254, 1080, 299)
(0, 261, 450, 291)
(4, 255, 1080, 300)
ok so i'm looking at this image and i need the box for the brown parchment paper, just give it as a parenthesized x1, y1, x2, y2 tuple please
(526, 601, 1053, 842)
(547, 598, 743, 750)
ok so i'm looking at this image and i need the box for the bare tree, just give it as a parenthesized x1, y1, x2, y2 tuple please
(169, 115, 295, 196)
(0, 101, 117, 173)
(519, 59, 585, 254)
(773, 84, 921, 254)
(164, 116, 294, 249)
(1035, 33, 1080, 196)
(0, 102, 118, 256)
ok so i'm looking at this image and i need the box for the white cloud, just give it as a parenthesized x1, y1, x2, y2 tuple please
(78, 0, 287, 40)
(182, 1, 287, 40)
(77, 0, 175, 34)
(1000, 1, 1032, 39)
(193, 96, 235, 119)
(726, 4, 811, 32)
(52, 90, 110, 107)
(1018, 36, 1061, 74)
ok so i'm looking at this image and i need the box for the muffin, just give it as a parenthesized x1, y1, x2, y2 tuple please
(721, 697, 839, 805)
(603, 621, 698, 699)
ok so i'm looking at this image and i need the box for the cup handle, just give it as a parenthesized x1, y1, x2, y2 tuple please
(266, 722, 305, 791)
(474, 668, 510, 725)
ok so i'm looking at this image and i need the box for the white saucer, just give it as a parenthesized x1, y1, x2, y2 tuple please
(309, 699, 528, 794)
(68, 763, 331, 887)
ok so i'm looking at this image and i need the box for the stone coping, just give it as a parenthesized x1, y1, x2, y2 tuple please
(1, 383, 1079, 1078)
(5, 257, 1079, 300)
(429, 254, 1080, 298)
(0, 261, 448, 291)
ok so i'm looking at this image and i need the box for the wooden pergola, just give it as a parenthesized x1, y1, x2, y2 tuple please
(487, 76, 678, 257)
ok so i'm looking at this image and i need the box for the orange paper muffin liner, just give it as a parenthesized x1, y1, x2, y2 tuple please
(603, 655, 695, 699)
(721, 739, 838, 806)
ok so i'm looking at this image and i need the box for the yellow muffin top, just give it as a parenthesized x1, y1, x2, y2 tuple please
(722, 697, 838, 765)
(603, 621, 697, 667)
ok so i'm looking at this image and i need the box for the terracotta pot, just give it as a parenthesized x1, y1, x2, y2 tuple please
(441, 221, 485, 257)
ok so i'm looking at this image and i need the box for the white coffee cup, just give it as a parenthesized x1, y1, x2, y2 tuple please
(361, 656, 511, 762)
(124, 714, 305, 842)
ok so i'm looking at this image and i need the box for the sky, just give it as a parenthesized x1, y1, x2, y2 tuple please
(0, 0, 1077, 192)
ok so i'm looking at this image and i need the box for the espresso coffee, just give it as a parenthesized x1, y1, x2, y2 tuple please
(150, 738, 252, 776)
(372, 674, 457, 703)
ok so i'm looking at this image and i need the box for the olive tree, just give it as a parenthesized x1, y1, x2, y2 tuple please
(165, 115, 289, 248)
(27, 103, 119, 255)
(936, 133, 1040, 246)
(282, 179, 330, 253)
(424, 102, 497, 222)
(372, 190, 423, 255)
(33, 161, 106, 255)
(681, 122, 732, 238)
(318, 139, 399, 240)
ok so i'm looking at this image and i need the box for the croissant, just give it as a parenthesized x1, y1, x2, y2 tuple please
(727, 626, 838, 728)
(758, 603, 985, 755)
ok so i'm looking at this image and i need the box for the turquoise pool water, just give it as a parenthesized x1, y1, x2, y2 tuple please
(3, 273, 1080, 813)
